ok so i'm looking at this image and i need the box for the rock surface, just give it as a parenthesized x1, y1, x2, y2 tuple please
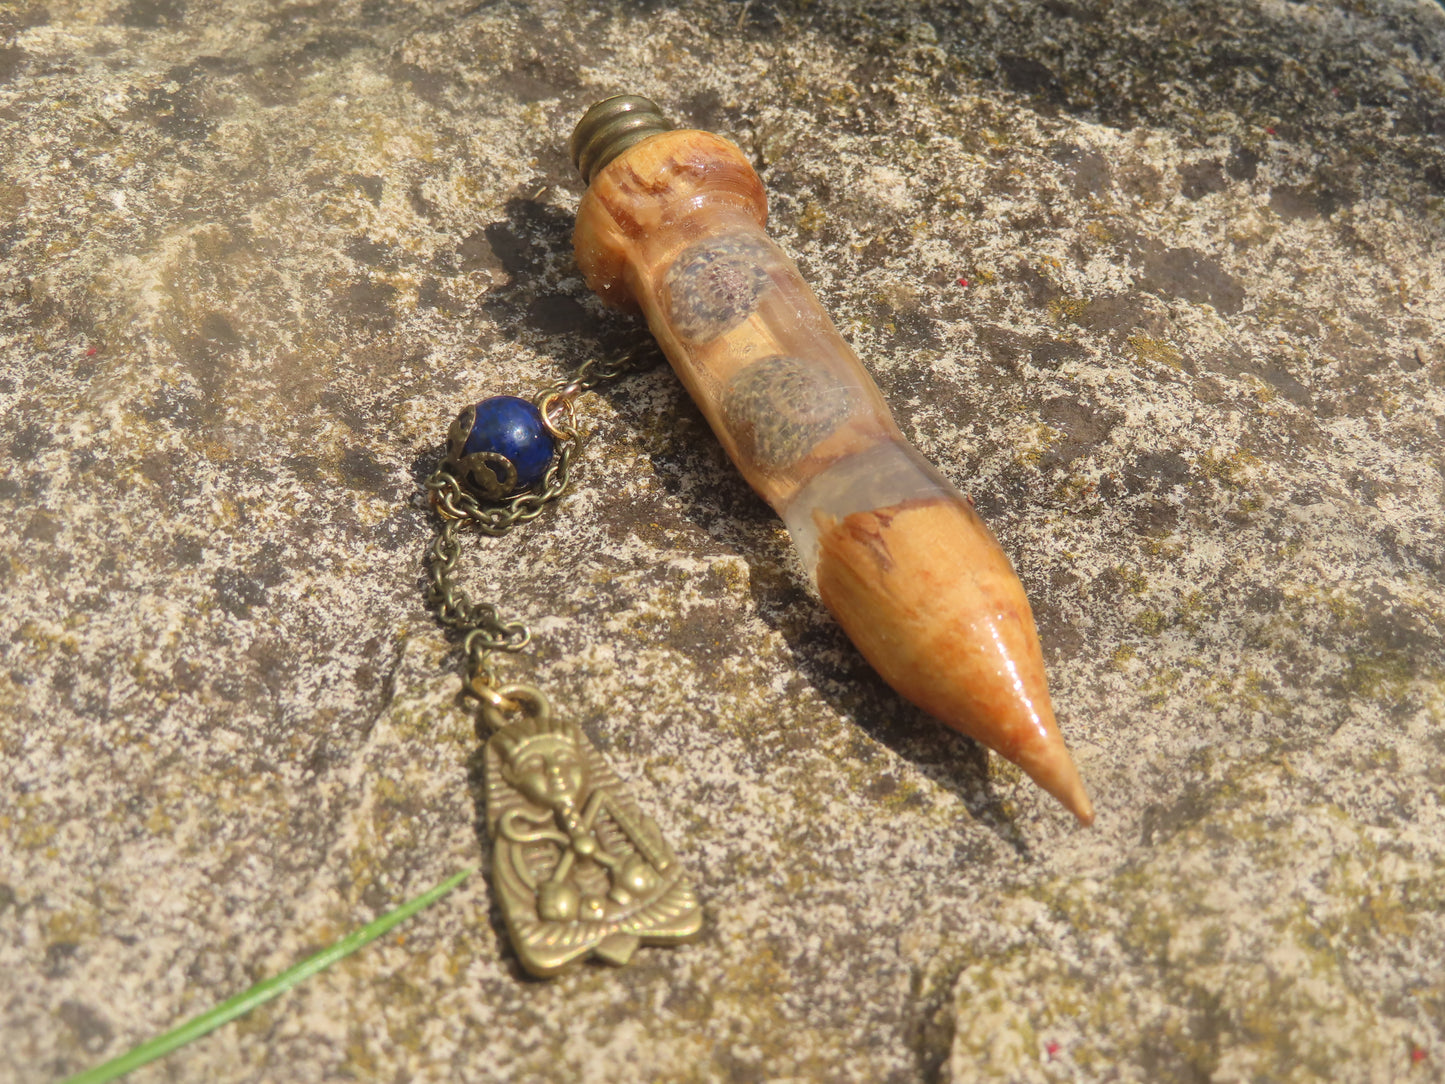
(2, 1, 1443, 1081)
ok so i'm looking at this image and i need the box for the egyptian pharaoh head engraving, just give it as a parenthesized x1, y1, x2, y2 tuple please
(497, 727, 588, 811)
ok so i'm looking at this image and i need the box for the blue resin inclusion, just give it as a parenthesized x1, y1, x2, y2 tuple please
(464, 396, 556, 490)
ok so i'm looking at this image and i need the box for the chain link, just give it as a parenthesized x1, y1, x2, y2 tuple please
(423, 345, 658, 700)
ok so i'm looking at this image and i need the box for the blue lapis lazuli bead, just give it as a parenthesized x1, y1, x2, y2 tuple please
(464, 396, 556, 490)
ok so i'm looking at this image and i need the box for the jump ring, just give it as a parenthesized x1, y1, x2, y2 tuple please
(537, 391, 579, 441)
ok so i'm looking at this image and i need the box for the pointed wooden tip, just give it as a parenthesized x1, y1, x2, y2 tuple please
(1020, 747, 1095, 826)
(1067, 785, 1095, 827)
(812, 495, 1096, 825)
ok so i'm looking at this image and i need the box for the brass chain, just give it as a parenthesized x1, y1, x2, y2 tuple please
(423, 345, 657, 695)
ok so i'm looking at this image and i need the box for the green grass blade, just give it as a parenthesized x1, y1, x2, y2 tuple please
(60, 868, 474, 1084)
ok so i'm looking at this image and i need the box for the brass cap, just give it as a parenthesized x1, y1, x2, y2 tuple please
(569, 94, 673, 185)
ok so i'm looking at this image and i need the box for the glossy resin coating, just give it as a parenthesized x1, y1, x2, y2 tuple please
(575, 130, 902, 520)
(573, 118, 1092, 824)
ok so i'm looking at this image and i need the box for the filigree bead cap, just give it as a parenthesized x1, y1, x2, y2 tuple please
(570, 94, 674, 185)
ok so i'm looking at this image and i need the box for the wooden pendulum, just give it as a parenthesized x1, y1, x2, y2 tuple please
(568, 95, 1094, 825)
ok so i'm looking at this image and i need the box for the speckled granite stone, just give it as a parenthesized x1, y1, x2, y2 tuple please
(2, 1, 1443, 1081)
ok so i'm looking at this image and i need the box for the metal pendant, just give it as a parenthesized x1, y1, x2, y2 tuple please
(481, 687, 702, 977)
